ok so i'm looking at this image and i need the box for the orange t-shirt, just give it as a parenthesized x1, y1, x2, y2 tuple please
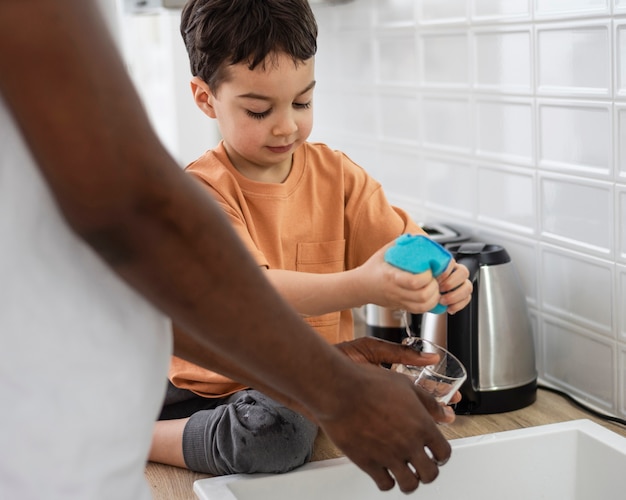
(169, 141, 423, 397)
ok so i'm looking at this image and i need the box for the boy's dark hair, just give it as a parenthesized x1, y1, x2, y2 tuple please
(181, 0, 318, 93)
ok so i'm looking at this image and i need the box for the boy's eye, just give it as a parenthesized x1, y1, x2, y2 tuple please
(245, 101, 311, 120)
(246, 109, 270, 120)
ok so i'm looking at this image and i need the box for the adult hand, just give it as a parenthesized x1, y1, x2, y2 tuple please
(335, 336, 461, 404)
(336, 335, 437, 366)
(315, 361, 454, 493)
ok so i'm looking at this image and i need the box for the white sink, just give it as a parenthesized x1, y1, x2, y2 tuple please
(194, 419, 626, 500)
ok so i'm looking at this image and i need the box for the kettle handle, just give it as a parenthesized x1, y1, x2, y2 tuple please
(447, 253, 480, 411)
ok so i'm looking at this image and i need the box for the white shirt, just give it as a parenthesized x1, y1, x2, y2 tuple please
(0, 96, 172, 499)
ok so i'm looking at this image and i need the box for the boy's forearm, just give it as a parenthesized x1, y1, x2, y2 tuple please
(266, 268, 370, 316)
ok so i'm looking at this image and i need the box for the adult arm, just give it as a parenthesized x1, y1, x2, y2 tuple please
(0, 0, 453, 492)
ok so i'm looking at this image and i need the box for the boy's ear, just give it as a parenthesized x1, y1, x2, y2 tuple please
(190, 76, 217, 118)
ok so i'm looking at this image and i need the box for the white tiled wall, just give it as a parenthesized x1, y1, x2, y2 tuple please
(117, 7, 220, 166)
(309, 0, 626, 418)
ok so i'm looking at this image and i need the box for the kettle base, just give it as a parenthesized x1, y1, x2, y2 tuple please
(454, 379, 537, 415)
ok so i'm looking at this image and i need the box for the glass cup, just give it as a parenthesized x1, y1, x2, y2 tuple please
(393, 337, 467, 405)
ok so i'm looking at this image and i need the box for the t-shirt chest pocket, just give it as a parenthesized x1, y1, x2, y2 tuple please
(295, 240, 345, 274)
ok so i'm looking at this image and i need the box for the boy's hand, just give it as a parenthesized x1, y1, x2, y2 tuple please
(356, 242, 472, 315)
(435, 260, 472, 314)
(356, 243, 441, 313)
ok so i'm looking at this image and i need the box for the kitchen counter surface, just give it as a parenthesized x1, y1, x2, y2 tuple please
(144, 387, 626, 499)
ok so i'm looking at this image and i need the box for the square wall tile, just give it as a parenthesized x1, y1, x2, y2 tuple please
(422, 95, 471, 152)
(311, 89, 342, 135)
(615, 22, 626, 97)
(543, 317, 615, 410)
(535, 0, 610, 18)
(529, 310, 542, 376)
(538, 101, 612, 177)
(617, 106, 626, 179)
(470, 0, 531, 20)
(478, 165, 536, 233)
(375, 0, 416, 25)
(336, 90, 378, 139)
(332, 33, 375, 84)
(310, 4, 335, 36)
(419, 154, 476, 218)
(474, 28, 532, 92)
(377, 31, 418, 84)
(615, 105, 626, 179)
(379, 91, 420, 143)
(510, 239, 539, 307)
(421, 32, 469, 86)
(540, 245, 613, 334)
(540, 175, 613, 254)
(621, 345, 626, 415)
(338, 139, 380, 179)
(375, 145, 425, 200)
(418, 0, 468, 24)
(536, 23, 611, 96)
(331, 1, 374, 30)
(619, 265, 626, 341)
(476, 98, 533, 164)
(619, 188, 626, 262)
(313, 32, 336, 84)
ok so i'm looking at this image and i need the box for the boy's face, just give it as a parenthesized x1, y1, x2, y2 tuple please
(193, 52, 315, 182)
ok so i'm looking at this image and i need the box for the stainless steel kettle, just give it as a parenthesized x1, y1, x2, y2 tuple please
(420, 242, 537, 414)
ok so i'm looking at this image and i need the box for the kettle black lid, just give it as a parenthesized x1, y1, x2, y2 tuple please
(447, 242, 510, 266)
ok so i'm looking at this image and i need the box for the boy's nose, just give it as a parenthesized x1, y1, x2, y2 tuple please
(272, 112, 298, 136)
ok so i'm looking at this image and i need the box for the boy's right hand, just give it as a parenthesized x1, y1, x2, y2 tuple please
(356, 243, 442, 314)
(357, 241, 472, 315)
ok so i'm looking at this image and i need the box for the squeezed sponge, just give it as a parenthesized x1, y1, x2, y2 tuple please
(384, 234, 452, 314)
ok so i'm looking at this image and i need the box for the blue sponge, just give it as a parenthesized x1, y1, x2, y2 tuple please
(384, 234, 452, 314)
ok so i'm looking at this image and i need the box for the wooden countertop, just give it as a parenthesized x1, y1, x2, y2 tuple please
(144, 388, 626, 499)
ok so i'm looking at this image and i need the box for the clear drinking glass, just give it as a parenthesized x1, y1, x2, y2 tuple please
(393, 336, 467, 405)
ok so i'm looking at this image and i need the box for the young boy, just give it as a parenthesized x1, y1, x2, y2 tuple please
(149, 0, 472, 476)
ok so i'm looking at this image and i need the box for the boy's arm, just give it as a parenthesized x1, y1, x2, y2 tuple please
(0, 0, 453, 492)
(266, 267, 440, 316)
(267, 245, 471, 316)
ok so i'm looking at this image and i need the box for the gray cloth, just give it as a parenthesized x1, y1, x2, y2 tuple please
(159, 383, 318, 475)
